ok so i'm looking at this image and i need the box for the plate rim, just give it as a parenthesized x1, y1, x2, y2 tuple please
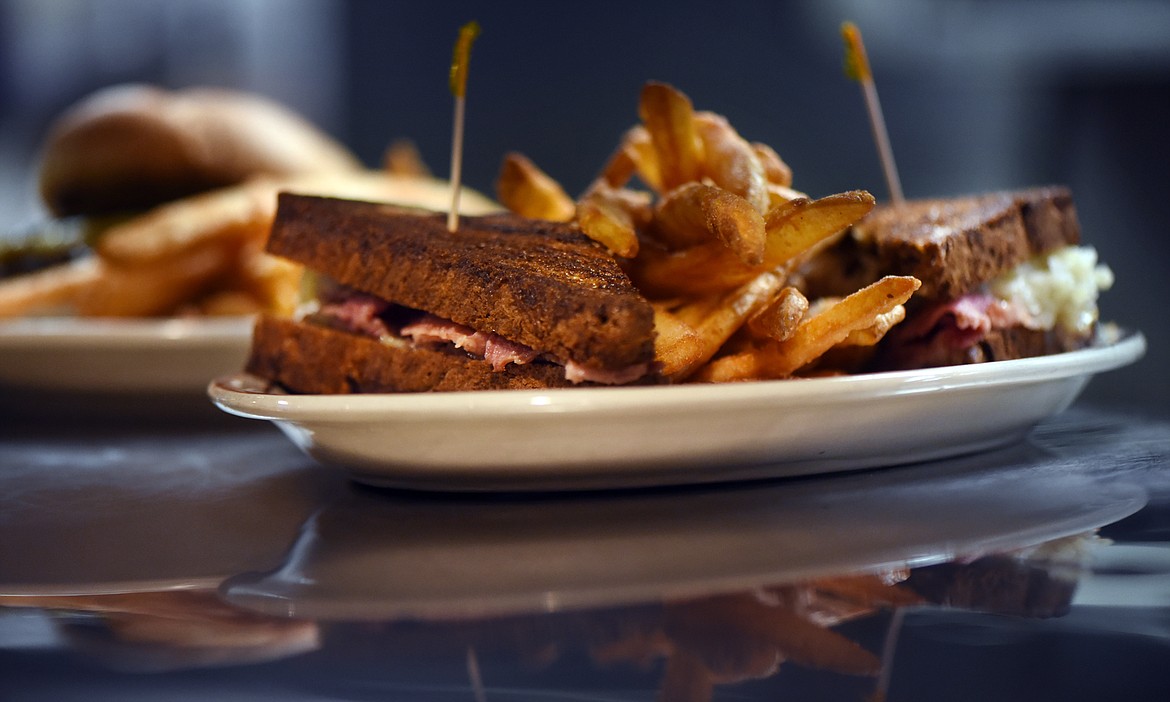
(0, 315, 254, 348)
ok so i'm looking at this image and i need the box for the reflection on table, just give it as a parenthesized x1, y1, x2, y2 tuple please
(1, 406, 1168, 700)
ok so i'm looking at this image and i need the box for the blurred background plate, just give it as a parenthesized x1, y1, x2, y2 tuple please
(0, 316, 252, 394)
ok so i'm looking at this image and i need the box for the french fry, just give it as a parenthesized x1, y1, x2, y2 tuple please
(232, 240, 303, 316)
(669, 294, 723, 328)
(0, 257, 104, 318)
(653, 306, 705, 377)
(630, 191, 871, 298)
(195, 290, 265, 316)
(628, 240, 757, 298)
(696, 276, 919, 381)
(695, 112, 769, 214)
(746, 286, 808, 342)
(496, 152, 577, 222)
(77, 243, 236, 317)
(382, 138, 431, 177)
(575, 182, 648, 258)
(638, 82, 703, 190)
(98, 171, 502, 267)
(601, 125, 662, 192)
(801, 296, 905, 348)
(766, 182, 808, 209)
(650, 183, 765, 264)
(842, 305, 905, 346)
(752, 141, 794, 187)
(762, 190, 874, 267)
(668, 271, 785, 380)
(97, 180, 273, 266)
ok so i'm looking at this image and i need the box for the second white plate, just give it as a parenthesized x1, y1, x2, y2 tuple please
(0, 316, 252, 394)
(209, 331, 1146, 491)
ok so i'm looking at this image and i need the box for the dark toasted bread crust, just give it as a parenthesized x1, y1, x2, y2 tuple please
(825, 187, 1081, 301)
(268, 193, 655, 371)
(247, 314, 592, 393)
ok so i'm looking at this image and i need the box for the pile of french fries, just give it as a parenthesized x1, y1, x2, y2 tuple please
(0, 167, 498, 320)
(498, 81, 920, 382)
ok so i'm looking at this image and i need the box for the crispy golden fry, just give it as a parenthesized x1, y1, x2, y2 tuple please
(751, 141, 794, 187)
(627, 240, 760, 298)
(496, 152, 577, 222)
(601, 125, 662, 192)
(576, 197, 638, 258)
(194, 290, 266, 316)
(0, 257, 104, 318)
(626, 231, 744, 300)
(651, 183, 765, 264)
(696, 276, 919, 381)
(232, 241, 303, 316)
(76, 243, 235, 317)
(382, 138, 431, 177)
(801, 297, 905, 348)
(763, 190, 874, 266)
(629, 191, 871, 298)
(695, 112, 769, 214)
(842, 305, 905, 346)
(746, 286, 808, 342)
(665, 594, 881, 677)
(99, 171, 501, 267)
(766, 182, 808, 209)
(7, 171, 491, 320)
(669, 294, 723, 328)
(667, 271, 785, 380)
(638, 82, 703, 191)
(98, 180, 272, 266)
(653, 306, 705, 377)
(575, 182, 649, 258)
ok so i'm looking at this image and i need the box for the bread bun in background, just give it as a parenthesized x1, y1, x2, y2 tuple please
(38, 84, 362, 217)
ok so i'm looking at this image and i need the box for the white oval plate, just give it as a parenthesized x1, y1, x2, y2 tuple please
(208, 331, 1146, 491)
(0, 316, 252, 394)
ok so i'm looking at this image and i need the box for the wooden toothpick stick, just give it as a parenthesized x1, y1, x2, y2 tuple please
(842, 22, 903, 204)
(447, 20, 481, 232)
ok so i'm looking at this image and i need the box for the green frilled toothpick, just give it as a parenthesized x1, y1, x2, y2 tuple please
(842, 22, 903, 204)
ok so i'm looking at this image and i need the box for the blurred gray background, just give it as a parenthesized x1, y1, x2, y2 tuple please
(1, 0, 1166, 415)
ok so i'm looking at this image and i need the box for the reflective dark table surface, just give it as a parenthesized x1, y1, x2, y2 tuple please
(2, 404, 1169, 701)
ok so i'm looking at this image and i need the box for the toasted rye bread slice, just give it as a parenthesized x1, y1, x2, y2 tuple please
(248, 315, 612, 393)
(267, 193, 655, 372)
(808, 187, 1081, 302)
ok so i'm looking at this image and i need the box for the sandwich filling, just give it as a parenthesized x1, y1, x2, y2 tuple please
(884, 246, 1113, 365)
(300, 278, 649, 385)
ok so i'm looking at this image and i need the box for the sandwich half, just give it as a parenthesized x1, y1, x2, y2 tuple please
(802, 186, 1113, 370)
(246, 193, 658, 393)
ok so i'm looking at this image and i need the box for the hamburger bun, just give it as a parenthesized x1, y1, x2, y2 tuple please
(38, 84, 362, 217)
